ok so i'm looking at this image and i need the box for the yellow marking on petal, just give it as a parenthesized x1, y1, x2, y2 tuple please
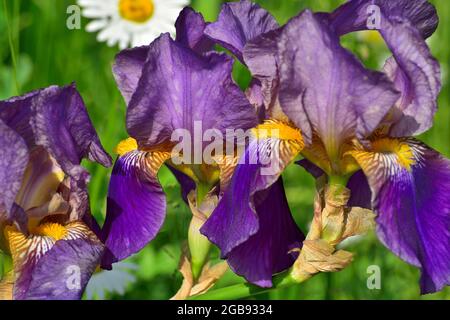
(3, 225, 28, 263)
(114, 137, 138, 156)
(119, 0, 154, 23)
(32, 223, 67, 241)
(252, 119, 303, 143)
(347, 138, 416, 174)
(339, 141, 363, 175)
(371, 138, 416, 170)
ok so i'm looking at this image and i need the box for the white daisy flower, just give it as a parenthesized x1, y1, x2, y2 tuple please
(78, 0, 190, 49)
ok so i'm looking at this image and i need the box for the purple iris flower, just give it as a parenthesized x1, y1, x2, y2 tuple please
(321, 0, 448, 294)
(202, 0, 449, 294)
(101, 7, 258, 268)
(0, 84, 112, 300)
(201, 0, 306, 288)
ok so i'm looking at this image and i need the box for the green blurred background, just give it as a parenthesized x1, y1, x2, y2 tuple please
(1, 0, 449, 300)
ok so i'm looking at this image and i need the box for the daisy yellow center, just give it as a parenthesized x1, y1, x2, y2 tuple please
(371, 138, 416, 170)
(252, 120, 303, 142)
(33, 223, 68, 241)
(119, 0, 154, 23)
(115, 137, 138, 156)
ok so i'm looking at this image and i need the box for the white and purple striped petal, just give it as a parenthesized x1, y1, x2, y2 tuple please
(351, 139, 450, 293)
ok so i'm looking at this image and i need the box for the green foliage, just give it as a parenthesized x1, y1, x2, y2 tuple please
(1, 0, 449, 300)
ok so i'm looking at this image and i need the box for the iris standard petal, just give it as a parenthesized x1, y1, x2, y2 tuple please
(204, 0, 278, 62)
(326, 1, 441, 137)
(0, 89, 42, 147)
(32, 84, 112, 173)
(381, 18, 441, 137)
(113, 8, 212, 105)
(127, 33, 257, 147)
(226, 178, 304, 287)
(328, 0, 438, 39)
(350, 139, 450, 293)
(101, 148, 170, 267)
(113, 46, 149, 105)
(175, 7, 214, 54)
(0, 119, 28, 215)
(279, 10, 399, 157)
(0, 85, 111, 171)
(243, 28, 283, 115)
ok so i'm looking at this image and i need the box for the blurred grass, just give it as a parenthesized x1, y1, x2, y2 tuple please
(1, 0, 449, 300)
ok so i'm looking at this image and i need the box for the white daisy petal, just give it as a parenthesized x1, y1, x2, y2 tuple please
(82, 8, 112, 19)
(159, 0, 190, 6)
(86, 19, 109, 33)
(81, 0, 190, 49)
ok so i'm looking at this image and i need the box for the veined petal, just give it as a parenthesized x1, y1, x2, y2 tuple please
(0, 85, 112, 172)
(127, 34, 257, 147)
(350, 139, 450, 293)
(113, 8, 213, 106)
(381, 18, 441, 137)
(101, 148, 170, 267)
(32, 84, 112, 173)
(243, 28, 284, 117)
(175, 7, 214, 54)
(113, 46, 149, 105)
(327, 1, 441, 137)
(201, 120, 304, 286)
(328, 0, 438, 39)
(4, 221, 103, 300)
(25, 237, 103, 300)
(279, 11, 399, 159)
(0, 89, 42, 147)
(0, 120, 28, 216)
(226, 179, 304, 287)
(204, 0, 278, 62)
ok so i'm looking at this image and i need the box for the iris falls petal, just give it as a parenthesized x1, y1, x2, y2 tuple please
(201, 120, 304, 286)
(350, 139, 450, 293)
(101, 148, 170, 267)
(226, 179, 304, 287)
(5, 221, 103, 300)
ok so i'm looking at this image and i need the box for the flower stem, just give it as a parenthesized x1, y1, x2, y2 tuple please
(189, 181, 214, 280)
(0, 253, 12, 281)
(328, 174, 349, 186)
(190, 270, 298, 300)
